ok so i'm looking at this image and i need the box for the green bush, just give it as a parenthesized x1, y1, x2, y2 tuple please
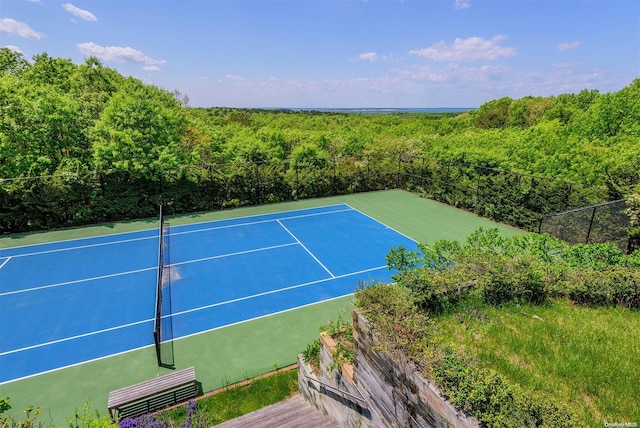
(432, 350, 575, 427)
(301, 339, 321, 374)
(567, 267, 640, 308)
(398, 267, 471, 314)
(480, 256, 547, 305)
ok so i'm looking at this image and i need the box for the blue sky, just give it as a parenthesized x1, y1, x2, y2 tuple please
(1, 0, 638, 108)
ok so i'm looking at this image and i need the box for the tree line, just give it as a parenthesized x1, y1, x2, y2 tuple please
(1, 48, 639, 234)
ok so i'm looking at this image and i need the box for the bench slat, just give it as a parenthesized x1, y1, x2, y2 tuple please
(108, 367, 196, 409)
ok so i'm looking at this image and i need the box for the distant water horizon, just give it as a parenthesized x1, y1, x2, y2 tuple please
(260, 107, 476, 114)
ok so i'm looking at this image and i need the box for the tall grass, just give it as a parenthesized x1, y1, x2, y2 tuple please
(434, 300, 640, 426)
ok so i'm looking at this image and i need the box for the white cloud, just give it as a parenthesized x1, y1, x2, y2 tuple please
(409, 35, 517, 62)
(358, 52, 380, 62)
(77, 42, 165, 65)
(3, 45, 23, 54)
(557, 41, 580, 51)
(454, 0, 471, 10)
(0, 18, 45, 40)
(143, 65, 161, 72)
(63, 3, 97, 21)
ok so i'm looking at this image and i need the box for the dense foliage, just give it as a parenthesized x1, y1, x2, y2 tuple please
(387, 228, 640, 309)
(354, 229, 640, 426)
(1, 49, 639, 234)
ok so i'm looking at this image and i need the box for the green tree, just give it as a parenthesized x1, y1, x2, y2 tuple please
(0, 74, 86, 178)
(475, 97, 512, 129)
(91, 78, 190, 180)
(0, 48, 30, 76)
(24, 53, 76, 92)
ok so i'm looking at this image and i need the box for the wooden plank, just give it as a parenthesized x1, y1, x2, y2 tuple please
(216, 394, 339, 428)
(108, 367, 196, 409)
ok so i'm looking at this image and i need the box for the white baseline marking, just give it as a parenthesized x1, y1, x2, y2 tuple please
(345, 203, 418, 243)
(0, 257, 10, 270)
(276, 219, 335, 278)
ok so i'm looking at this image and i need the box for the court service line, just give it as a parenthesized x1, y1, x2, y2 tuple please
(0, 266, 157, 297)
(169, 242, 299, 267)
(0, 317, 153, 356)
(171, 264, 386, 318)
(1, 242, 304, 296)
(0, 257, 10, 270)
(276, 219, 335, 278)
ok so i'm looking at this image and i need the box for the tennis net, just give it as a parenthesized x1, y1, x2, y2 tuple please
(153, 204, 175, 368)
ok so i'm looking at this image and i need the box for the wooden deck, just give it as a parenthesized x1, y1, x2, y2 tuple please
(215, 394, 339, 428)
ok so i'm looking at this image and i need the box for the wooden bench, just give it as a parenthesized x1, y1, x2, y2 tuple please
(108, 367, 198, 420)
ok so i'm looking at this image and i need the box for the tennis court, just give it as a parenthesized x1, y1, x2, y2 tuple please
(0, 203, 419, 384)
(0, 190, 522, 423)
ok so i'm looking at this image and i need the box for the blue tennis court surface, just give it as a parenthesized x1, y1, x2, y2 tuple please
(0, 204, 419, 384)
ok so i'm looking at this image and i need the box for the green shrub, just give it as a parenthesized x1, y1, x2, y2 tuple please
(567, 267, 640, 308)
(481, 256, 547, 305)
(301, 339, 321, 373)
(398, 267, 471, 314)
(432, 350, 575, 427)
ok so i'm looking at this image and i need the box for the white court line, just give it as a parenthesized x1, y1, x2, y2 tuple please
(0, 228, 158, 251)
(0, 203, 349, 252)
(172, 265, 385, 318)
(176, 292, 355, 343)
(0, 257, 10, 270)
(276, 219, 335, 278)
(345, 203, 418, 243)
(0, 241, 302, 297)
(2, 242, 290, 297)
(169, 242, 298, 267)
(0, 205, 353, 258)
(167, 207, 353, 238)
(0, 292, 354, 386)
(0, 318, 153, 357)
(5, 235, 158, 259)
(164, 203, 350, 232)
(0, 265, 386, 362)
(0, 266, 157, 297)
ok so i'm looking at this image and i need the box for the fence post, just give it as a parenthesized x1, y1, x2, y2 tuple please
(366, 155, 370, 191)
(397, 153, 402, 188)
(585, 206, 597, 244)
(295, 166, 299, 200)
(333, 156, 337, 194)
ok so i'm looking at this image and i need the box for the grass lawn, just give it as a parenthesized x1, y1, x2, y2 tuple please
(161, 368, 298, 426)
(433, 299, 640, 426)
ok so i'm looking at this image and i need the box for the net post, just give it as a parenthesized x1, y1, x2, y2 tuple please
(154, 203, 165, 367)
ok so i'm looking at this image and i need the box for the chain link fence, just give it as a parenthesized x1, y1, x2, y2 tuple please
(538, 199, 632, 252)
(1, 154, 630, 245)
